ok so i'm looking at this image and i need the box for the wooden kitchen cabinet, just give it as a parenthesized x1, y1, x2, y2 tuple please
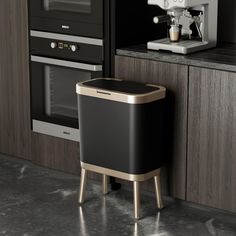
(187, 66, 236, 212)
(115, 55, 188, 199)
(0, 0, 80, 174)
(0, 0, 31, 160)
(31, 133, 80, 175)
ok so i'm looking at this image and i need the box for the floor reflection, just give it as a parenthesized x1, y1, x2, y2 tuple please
(78, 206, 87, 236)
(1, 154, 236, 236)
(78, 197, 174, 236)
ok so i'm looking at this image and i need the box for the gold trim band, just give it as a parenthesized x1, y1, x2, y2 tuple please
(76, 78, 166, 104)
(81, 162, 160, 182)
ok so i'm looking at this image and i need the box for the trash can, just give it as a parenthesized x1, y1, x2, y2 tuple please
(76, 78, 166, 219)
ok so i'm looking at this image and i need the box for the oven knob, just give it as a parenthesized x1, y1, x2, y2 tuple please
(70, 45, 77, 52)
(50, 42, 57, 49)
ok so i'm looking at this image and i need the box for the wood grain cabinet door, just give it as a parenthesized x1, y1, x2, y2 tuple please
(187, 66, 236, 212)
(31, 133, 80, 175)
(115, 55, 188, 200)
(0, 0, 31, 159)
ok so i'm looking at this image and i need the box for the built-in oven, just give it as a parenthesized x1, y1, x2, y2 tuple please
(28, 1, 166, 142)
(30, 31, 103, 141)
(29, 0, 103, 38)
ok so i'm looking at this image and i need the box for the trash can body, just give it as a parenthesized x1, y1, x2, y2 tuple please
(77, 78, 166, 175)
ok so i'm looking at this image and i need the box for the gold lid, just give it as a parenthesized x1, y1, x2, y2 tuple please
(76, 78, 166, 104)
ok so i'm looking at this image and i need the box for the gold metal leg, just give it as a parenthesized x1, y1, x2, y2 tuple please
(133, 181, 140, 220)
(102, 174, 108, 194)
(78, 168, 87, 204)
(154, 173, 164, 209)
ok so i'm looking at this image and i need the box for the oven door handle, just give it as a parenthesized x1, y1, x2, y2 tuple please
(31, 55, 103, 72)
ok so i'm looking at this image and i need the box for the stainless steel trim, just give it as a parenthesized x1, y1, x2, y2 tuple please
(30, 30, 103, 46)
(33, 120, 80, 142)
(31, 55, 102, 71)
(134, 181, 140, 219)
(154, 175, 164, 209)
(81, 162, 161, 182)
(76, 78, 166, 104)
(102, 175, 108, 194)
(79, 168, 87, 204)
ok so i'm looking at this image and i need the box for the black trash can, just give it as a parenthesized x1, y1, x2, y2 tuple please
(76, 78, 166, 219)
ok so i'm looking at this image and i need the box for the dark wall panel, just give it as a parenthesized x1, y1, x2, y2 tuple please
(218, 0, 236, 43)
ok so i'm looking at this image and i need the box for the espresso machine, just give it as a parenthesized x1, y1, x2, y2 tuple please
(147, 0, 218, 54)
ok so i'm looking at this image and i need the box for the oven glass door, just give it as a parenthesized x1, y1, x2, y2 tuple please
(30, 0, 103, 24)
(44, 64, 87, 120)
(30, 56, 102, 141)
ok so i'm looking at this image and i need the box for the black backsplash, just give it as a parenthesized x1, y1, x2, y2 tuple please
(218, 0, 236, 43)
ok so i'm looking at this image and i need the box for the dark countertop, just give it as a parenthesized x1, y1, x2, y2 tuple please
(116, 43, 236, 73)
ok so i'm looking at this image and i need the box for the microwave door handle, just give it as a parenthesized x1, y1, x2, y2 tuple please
(31, 55, 103, 72)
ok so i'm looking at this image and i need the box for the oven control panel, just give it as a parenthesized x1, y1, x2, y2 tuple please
(30, 31, 103, 63)
(50, 41, 79, 52)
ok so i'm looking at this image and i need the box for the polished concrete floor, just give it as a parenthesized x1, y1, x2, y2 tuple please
(0, 154, 236, 236)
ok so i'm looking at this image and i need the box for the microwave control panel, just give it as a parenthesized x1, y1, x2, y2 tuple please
(50, 41, 79, 52)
